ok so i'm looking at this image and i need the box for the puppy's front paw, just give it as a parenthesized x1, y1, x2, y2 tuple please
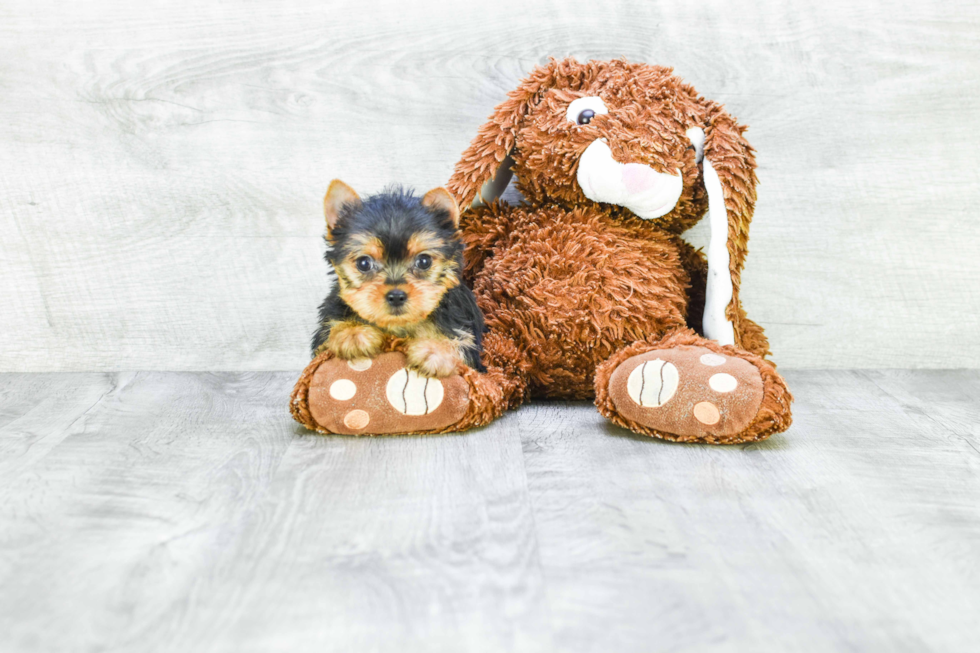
(405, 338, 463, 378)
(326, 322, 385, 360)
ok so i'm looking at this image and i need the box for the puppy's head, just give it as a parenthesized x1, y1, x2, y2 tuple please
(323, 181, 462, 329)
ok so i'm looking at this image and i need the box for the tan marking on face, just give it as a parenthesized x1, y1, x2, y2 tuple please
(398, 277, 449, 324)
(334, 262, 358, 290)
(436, 264, 459, 289)
(347, 234, 385, 263)
(340, 264, 458, 329)
(340, 277, 393, 326)
(407, 232, 444, 258)
(423, 256, 459, 292)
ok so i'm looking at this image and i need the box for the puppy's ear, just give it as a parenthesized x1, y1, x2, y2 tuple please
(421, 187, 461, 228)
(323, 179, 360, 233)
(685, 109, 759, 349)
(447, 58, 575, 210)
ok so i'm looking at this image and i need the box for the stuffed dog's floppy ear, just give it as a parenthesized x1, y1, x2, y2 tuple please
(686, 111, 759, 348)
(447, 59, 569, 209)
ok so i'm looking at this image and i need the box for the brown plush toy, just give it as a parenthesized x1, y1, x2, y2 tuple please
(291, 57, 792, 444)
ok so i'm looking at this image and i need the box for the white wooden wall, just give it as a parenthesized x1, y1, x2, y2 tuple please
(1, 0, 977, 372)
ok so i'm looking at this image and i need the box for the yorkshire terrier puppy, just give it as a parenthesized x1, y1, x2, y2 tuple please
(311, 180, 485, 377)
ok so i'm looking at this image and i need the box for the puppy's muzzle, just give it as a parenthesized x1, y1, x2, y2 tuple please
(576, 139, 683, 220)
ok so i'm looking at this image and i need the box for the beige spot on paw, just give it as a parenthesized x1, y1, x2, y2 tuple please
(709, 373, 738, 393)
(626, 359, 679, 408)
(386, 368, 445, 416)
(694, 401, 720, 425)
(700, 353, 726, 366)
(343, 409, 370, 430)
(329, 379, 357, 401)
(347, 358, 372, 372)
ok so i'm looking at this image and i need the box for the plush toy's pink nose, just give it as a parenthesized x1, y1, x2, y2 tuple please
(622, 163, 662, 194)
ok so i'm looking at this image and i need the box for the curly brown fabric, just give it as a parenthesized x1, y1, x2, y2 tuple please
(446, 57, 792, 443)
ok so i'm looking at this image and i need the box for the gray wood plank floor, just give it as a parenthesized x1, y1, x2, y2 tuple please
(1, 370, 978, 652)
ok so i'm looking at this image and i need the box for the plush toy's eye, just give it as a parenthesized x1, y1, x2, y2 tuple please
(355, 256, 374, 272)
(415, 254, 432, 270)
(566, 96, 608, 126)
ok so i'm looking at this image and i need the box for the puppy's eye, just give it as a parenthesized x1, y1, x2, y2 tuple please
(566, 96, 608, 126)
(355, 256, 373, 272)
(415, 254, 432, 270)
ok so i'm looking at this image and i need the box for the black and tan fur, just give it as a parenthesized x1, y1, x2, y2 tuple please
(312, 180, 484, 377)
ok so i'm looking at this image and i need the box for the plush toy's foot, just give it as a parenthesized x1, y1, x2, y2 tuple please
(595, 332, 792, 444)
(290, 350, 508, 435)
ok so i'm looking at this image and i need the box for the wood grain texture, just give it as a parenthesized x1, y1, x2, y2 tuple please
(1, 370, 979, 652)
(0, 0, 978, 372)
(0, 371, 550, 653)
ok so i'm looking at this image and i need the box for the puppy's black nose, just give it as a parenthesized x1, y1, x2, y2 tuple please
(385, 289, 408, 307)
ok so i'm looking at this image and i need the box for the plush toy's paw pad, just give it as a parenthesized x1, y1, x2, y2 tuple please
(306, 352, 469, 435)
(385, 368, 446, 415)
(608, 347, 764, 438)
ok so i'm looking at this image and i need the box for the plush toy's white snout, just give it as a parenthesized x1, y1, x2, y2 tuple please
(576, 139, 684, 220)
